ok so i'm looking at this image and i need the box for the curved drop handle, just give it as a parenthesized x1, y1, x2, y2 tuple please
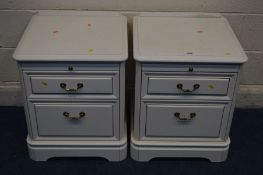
(63, 111, 85, 120)
(60, 83, 83, 92)
(174, 112, 196, 121)
(177, 83, 200, 93)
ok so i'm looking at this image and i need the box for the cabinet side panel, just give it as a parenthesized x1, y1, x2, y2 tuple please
(133, 62, 142, 139)
(224, 67, 241, 139)
(17, 63, 35, 138)
(119, 62, 125, 139)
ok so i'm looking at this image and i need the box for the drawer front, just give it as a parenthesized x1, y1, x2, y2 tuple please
(142, 72, 237, 99)
(24, 72, 119, 98)
(148, 76, 228, 95)
(145, 103, 226, 138)
(31, 76, 114, 94)
(33, 102, 117, 137)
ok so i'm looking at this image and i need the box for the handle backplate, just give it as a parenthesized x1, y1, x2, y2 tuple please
(60, 83, 83, 92)
(177, 83, 200, 93)
(174, 112, 196, 121)
(63, 111, 85, 120)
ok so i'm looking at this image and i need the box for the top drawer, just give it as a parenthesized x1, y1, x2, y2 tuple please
(141, 72, 237, 100)
(23, 71, 119, 99)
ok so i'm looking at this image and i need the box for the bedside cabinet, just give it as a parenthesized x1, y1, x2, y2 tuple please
(13, 11, 128, 161)
(131, 13, 248, 162)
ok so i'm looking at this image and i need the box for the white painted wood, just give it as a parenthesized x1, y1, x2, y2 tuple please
(13, 11, 128, 61)
(131, 64, 240, 161)
(0, 0, 263, 13)
(145, 103, 225, 137)
(132, 14, 247, 162)
(133, 14, 247, 63)
(131, 135, 230, 147)
(27, 137, 127, 161)
(131, 141, 229, 162)
(21, 62, 119, 71)
(146, 75, 231, 96)
(13, 11, 128, 161)
(28, 74, 117, 95)
(142, 63, 240, 72)
(33, 103, 115, 137)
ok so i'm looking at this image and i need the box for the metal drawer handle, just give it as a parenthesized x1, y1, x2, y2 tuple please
(177, 83, 200, 92)
(68, 66, 73, 71)
(63, 111, 85, 120)
(188, 67, 194, 72)
(60, 83, 83, 92)
(174, 112, 196, 121)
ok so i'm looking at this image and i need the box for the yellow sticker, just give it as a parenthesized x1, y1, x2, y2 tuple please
(88, 48, 94, 54)
(225, 52, 231, 56)
(208, 84, 214, 89)
(41, 81, 48, 86)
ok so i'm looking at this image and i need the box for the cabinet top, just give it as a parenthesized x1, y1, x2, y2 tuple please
(133, 13, 247, 63)
(13, 11, 128, 62)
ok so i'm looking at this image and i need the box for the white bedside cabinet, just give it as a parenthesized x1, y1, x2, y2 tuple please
(131, 13, 248, 162)
(13, 11, 128, 161)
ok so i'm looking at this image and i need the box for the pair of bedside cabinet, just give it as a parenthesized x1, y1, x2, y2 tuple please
(13, 12, 247, 162)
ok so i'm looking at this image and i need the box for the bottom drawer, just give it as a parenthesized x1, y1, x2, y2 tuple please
(144, 102, 230, 138)
(31, 102, 118, 138)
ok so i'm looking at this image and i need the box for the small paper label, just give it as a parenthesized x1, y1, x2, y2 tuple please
(208, 84, 214, 89)
(41, 81, 48, 86)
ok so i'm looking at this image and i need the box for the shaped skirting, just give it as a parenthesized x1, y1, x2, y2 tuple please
(27, 137, 127, 161)
(131, 136, 230, 162)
